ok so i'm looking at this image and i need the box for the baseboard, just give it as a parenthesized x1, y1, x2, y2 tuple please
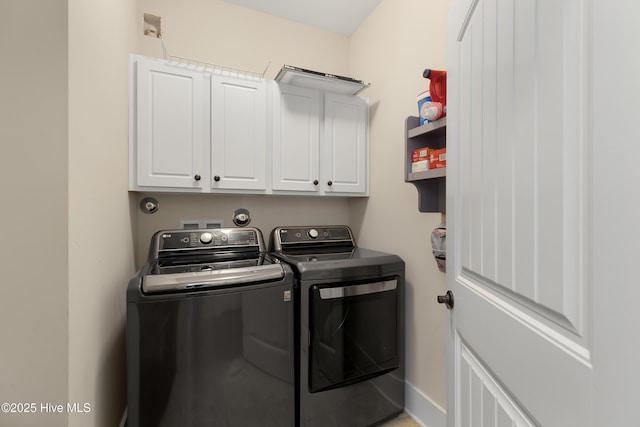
(404, 381, 446, 427)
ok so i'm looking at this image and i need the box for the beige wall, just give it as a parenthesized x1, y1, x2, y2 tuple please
(350, 0, 451, 408)
(133, 0, 451, 412)
(0, 1, 70, 426)
(136, 0, 351, 81)
(135, 195, 350, 265)
(132, 0, 354, 264)
(67, 0, 137, 426)
(0, 1, 137, 425)
(0, 1, 450, 426)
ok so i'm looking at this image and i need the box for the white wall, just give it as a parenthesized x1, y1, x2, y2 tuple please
(0, 1, 69, 426)
(67, 1, 137, 426)
(350, 0, 451, 411)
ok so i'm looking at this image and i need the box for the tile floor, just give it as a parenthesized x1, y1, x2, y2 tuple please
(379, 412, 420, 426)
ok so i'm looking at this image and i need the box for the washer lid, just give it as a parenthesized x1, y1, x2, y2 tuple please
(142, 264, 285, 293)
(275, 65, 370, 96)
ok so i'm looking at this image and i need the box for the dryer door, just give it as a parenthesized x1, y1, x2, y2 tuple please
(308, 278, 399, 393)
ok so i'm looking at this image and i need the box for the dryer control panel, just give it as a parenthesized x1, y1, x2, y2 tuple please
(271, 226, 355, 250)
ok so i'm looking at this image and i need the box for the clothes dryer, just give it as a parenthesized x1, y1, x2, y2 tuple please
(270, 225, 405, 427)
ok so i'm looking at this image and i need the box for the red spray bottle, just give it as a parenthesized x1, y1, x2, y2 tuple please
(422, 69, 447, 121)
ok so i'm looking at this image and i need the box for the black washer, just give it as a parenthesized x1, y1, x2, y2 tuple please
(126, 227, 295, 427)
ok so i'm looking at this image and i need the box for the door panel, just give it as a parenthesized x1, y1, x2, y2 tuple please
(211, 76, 267, 190)
(136, 59, 206, 188)
(458, 340, 535, 427)
(447, 0, 591, 425)
(323, 93, 368, 194)
(129, 283, 295, 427)
(272, 84, 320, 192)
(308, 280, 399, 392)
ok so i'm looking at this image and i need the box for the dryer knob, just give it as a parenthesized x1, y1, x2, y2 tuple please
(308, 229, 319, 239)
(200, 232, 213, 244)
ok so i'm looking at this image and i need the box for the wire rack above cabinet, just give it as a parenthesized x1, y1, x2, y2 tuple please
(159, 38, 270, 81)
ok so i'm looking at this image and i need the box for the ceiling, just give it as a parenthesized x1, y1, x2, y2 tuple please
(222, 0, 383, 36)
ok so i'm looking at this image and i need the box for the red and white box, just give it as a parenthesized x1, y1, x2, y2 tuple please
(412, 147, 432, 162)
(411, 147, 432, 172)
(429, 148, 446, 169)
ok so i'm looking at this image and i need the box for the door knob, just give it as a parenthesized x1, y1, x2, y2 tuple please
(194, 174, 201, 181)
(437, 290, 454, 310)
(213, 175, 221, 182)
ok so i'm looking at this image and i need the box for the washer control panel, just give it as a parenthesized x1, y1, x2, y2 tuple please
(154, 228, 263, 252)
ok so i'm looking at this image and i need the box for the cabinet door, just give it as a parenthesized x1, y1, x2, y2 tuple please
(210, 75, 267, 191)
(135, 58, 206, 189)
(272, 83, 321, 192)
(322, 93, 368, 194)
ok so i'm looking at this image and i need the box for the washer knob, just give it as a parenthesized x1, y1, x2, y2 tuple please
(200, 232, 213, 244)
(308, 229, 319, 239)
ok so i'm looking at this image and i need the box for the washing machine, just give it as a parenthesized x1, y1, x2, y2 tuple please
(270, 225, 405, 427)
(126, 227, 295, 427)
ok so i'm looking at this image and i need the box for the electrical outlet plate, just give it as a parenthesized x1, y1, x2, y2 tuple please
(143, 13, 162, 38)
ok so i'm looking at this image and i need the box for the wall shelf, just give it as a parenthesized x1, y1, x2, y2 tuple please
(404, 116, 446, 212)
(407, 167, 446, 181)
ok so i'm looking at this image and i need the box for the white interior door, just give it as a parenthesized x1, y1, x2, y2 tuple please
(446, 0, 592, 425)
(590, 2, 640, 425)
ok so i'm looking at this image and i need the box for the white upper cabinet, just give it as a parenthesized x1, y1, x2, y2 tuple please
(322, 93, 368, 194)
(130, 55, 369, 196)
(210, 75, 267, 191)
(271, 84, 369, 195)
(133, 57, 207, 190)
(271, 83, 321, 192)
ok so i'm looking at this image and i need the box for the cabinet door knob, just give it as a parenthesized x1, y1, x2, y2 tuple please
(313, 180, 319, 185)
(213, 175, 221, 182)
(327, 180, 333, 187)
(194, 174, 201, 181)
